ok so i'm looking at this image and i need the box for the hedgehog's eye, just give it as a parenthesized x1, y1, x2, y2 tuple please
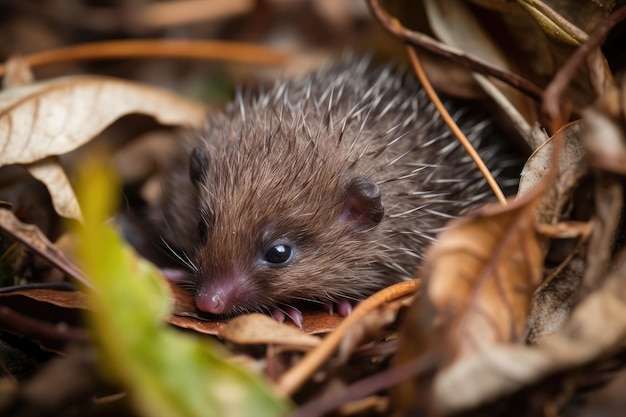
(198, 220, 208, 244)
(264, 244, 293, 266)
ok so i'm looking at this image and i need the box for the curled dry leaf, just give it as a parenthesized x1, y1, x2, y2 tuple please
(392, 187, 545, 414)
(27, 156, 83, 222)
(520, 122, 588, 342)
(0, 287, 89, 352)
(218, 314, 321, 351)
(337, 296, 413, 365)
(425, 0, 538, 132)
(466, 0, 608, 109)
(335, 303, 399, 364)
(567, 81, 626, 301)
(0, 287, 88, 310)
(0, 208, 90, 288)
(433, 249, 626, 414)
(424, 190, 545, 362)
(526, 249, 586, 343)
(518, 121, 587, 223)
(0, 74, 207, 220)
(583, 88, 626, 174)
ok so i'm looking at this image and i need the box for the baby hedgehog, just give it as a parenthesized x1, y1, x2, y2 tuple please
(152, 57, 517, 326)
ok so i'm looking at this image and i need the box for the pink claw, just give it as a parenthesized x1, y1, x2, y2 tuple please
(271, 308, 286, 323)
(284, 306, 303, 329)
(325, 299, 357, 316)
(271, 307, 303, 328)
(336, 299, 354, 317)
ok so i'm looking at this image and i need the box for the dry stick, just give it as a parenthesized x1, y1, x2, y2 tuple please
(543, 6, 626, 126)
(289, 352, 440, 417)
(406, 46, 507, 205)
(0, 306, 89, 344)
(276, 279, 419, 397)
(16, 0, 253, 32)
(0, 40, 289, 78)
(366, 0, 543, 101)
(518, 0, 588, 44)
(139, 0, 253, 29)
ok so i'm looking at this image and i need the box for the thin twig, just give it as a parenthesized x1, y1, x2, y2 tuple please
(543, 7, 626, 127)
(0, 40, 289, 78)
(289, 352, 439, 417)
(276, 279, 419, 396)
(406, 46, 507, 205)
(517, 0, 588, 44)
(366, 0, 544, 101)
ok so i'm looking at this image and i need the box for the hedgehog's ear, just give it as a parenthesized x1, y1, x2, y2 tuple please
(189, 147, 208, 185)
(338, 177, 384, 229)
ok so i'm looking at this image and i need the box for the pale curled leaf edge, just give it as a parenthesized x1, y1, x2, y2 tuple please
(433, 259, 626, 414)
(0, 75, 207, 166)
(27, 156, 83, 221)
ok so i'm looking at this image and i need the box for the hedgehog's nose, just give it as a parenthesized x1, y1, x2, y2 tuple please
(195, 292, 226, 314)
(194, 272, 249, 315)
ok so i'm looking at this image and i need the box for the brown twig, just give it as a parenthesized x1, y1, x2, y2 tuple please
(366, 0, 544, 101)
(289, 352, 440, 417)
(0, 40, 289, 78)
(517, 0, 588, 44)
(139, 0, 254, 29)
(276, 279, 419, 396)
(0, 307, 89, 346)
(543, 7, 626, 128)
(406, 46, 507, 205)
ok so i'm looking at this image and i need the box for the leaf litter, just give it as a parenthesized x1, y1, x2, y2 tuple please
(1, 1, 626, 417)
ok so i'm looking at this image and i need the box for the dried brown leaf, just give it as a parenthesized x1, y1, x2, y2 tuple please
(0, 75, 206, 220)
(424, 191, 544, 362)
(392, 191, 547, 413)
(433, 249, 626, 414)
(168, 282, 343, 336)
(516, 123, 588, 346)
(468, 0, 608, 109)
(337, 296, 412, 364)
(0, 75, 206, 165)
(0, 208, 90, 288)
(218, 314, 321, 351)
(0, 288, 88, 309)
(425, 0, 539, 131)
(583, 100, 626, 175)
(526, 249, 585, 343)
(518, 121, 587, 224)
(0, 288, 88, 352)
(26, 156, 82, 221)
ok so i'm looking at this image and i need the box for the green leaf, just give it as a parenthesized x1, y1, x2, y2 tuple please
(75, 159, 290, 417)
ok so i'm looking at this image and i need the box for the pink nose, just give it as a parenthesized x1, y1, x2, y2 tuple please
(195, 292, 227, 314)
(194, 271, 251, 315)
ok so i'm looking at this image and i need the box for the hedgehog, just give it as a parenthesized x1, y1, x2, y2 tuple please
(149, 57, 519, 326)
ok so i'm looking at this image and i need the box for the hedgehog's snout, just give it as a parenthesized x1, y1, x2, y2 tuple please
(194, 271, 251, 315)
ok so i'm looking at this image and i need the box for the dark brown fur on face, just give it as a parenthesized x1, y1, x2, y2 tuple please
(153, 57, 518, 319)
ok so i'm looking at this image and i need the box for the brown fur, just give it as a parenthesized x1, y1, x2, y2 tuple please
(154, 58, 517, 316)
